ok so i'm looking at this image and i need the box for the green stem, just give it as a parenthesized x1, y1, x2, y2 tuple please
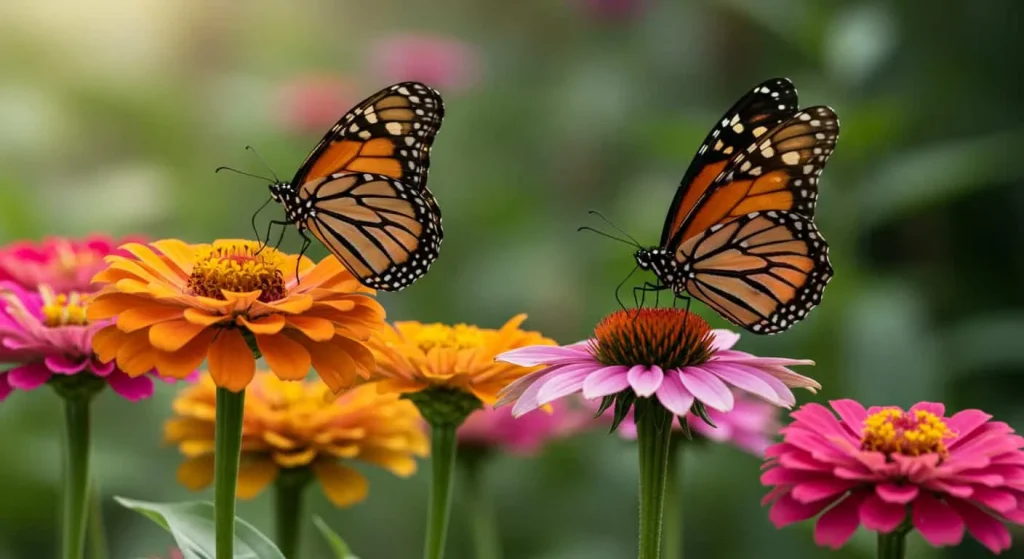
(877, 528, 908, 559)
(274, 470, 312, 559)
(424, 424, 458, 559)
(662, 437, 682, 559)
(61, 397, 92, 559)
(214, 387, 246, 559)
(636, 400, 674, 559)
(462, 452, 502, 559)
(88, 480, 108, 559)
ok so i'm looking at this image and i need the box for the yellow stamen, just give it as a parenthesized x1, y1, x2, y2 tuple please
(412, 324, 486, 352)
(40, 285, 89, 327)
(861, 408, 955, 457)
(187, 241, 287, 302)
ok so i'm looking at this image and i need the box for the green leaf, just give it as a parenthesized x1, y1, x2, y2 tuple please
(312, 515, 360, 559)
(115, 496, 285, 559)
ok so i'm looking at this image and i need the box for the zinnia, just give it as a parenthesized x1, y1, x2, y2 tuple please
(0, 234, 143, 293)
(458, 402, 589, 456)
(166, 372, 428, 507)
(86, 239, 385, 392)
(762, 399, 1024, 553)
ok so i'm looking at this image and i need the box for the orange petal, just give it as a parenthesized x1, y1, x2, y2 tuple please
(149, 320, 211, 353)
(292, 256, 346, 292)
(176, 455, 215, 491)
(311, 460, 368, 507)
(257, 332, 312, 381)
(150, 239, 197, 274)
(236, 456, 278, 499)
(183, 308, 230, 326)
(121, 242, 188, 286)
(330, 336, 376, 374)
(374, 378, 428, 396)
(163, 417, 214, 444)
(273, 448, 317, 468)
(91, 325, 125, 363)
(153, 328, 216, 379)
(208, 329, 256, 391)
(87, 293, 153, 321)
(222, 290, 262, 312)
(357, 447, 420, 477)
(250, 294, 313, 317)
(114, 329, 159, 376)
(297, 337, 364, 393)
(117, 304, 183, 333)
(238, 314, 286, 335)
(284, 315, 336, 342)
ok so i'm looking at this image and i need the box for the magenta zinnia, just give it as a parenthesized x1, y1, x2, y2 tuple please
(762, 400, 1024, 553)
(496, 308, 820, 420)
(0, 234, 142, 293)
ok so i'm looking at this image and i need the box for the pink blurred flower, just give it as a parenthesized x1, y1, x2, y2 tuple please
(495, 308, 820, 421)
(0, 234, 143, 293)
(578, 0, 648, 20)
(0, 282, 184, 402)
(459, 401, 589, 456)
(762, 400, 1024, 554)
(369, 33, 481, 93)
(610, 390, 780, 457)
(276, 74, 356, 134)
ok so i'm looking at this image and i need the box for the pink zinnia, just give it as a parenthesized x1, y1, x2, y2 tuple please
(369, 33, 481, 93)
(0, 234, 142, 293)
(276, 74, 356, 135)
(459, 402, 589, 456)
(762, 399, 1024, 553)
(0, 282, 176, 402)
(495, 308, 820, 421)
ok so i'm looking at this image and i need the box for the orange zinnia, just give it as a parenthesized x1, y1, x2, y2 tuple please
(86, 239, 385, 392)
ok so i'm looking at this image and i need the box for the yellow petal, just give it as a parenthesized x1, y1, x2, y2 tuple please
(236, 457, 278, 499)
(311, 461, 368, 507)
(176, 455, 215, 491)
(273, 448, 318, 468)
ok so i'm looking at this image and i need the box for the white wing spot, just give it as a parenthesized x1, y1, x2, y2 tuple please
(781, 152, 801, 165)
(385, 122, 404, 135)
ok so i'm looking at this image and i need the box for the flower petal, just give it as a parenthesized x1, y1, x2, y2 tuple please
(829, 399, 869, 436)
(767, 491, 835, 527)
(285, 315, 336, 341)
(859, 492, 908, 532)
(117, 304, 183, 333)
(207, 329, 256, 391)
(0, 373, 11, 401)
(536, 365, 592, 406)
(236, 457, 278, 499)
(153, 329, 216, 380)
(581, 365, 630, 399)
(107, 370, 154, 401)
(709, 329, 740, 351)
(495, 368, 549, 407)
(947, 498, 1013, 554)
(679, 366, 734, 411)
(814, 491, 868, 549)
(44, 354, 89, 375)
(238, 314, 286, 335)
(876, 483, 919, 504)
(182, 308, 230, 327)
(312, 460, 369, 507)
(496, 344, 594, 367)
(701, 363, 785, 406)
(792, 479, 859, 503)
(176, 455, 215, 491)
(149, 320, 210, 353)
(627, 365, 664, 397)
(911, 493, 965, 547)
(7, 362, 51, 390)
(257, 333, 312, 381)
(655, 371, 695, 416)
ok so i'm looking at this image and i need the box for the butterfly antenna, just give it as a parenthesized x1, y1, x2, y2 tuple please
(245, 145, 280, 183)
(577, 226, 640, 248)
(215, 166, 275, 183)
(588, 210, 642, 247)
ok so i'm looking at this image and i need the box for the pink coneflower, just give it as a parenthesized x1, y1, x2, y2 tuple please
(459, 402, 589, 456)
(276, 74, 356, 135)
(0, 282, 175, 402)
(369, 33, 481, 93)
(762, 400, 1024, 554)
(0, 234, 142, 293)
(495, 308, 820, 421)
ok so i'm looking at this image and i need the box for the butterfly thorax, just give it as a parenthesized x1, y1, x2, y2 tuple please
(269, 182, 313, 229)
(634, 248, 691, 295)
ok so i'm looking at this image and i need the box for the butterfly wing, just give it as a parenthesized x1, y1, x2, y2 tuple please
(300, 172, 442, 291)
(291, 82, 445, 192)
(673, 211, 832, 334)
(660, 78, 798, 247)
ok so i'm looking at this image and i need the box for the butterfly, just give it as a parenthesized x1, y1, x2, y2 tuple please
(631, 77, 838, 334)
(265, 81, 445, 291)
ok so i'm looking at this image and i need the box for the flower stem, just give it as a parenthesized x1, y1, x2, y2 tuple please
(88, 480, 108, 559)
(877, 528, 908, 559)
(462, 451, 502, 559)
(214, 387, 246, 559)
(425, 423, 458, 559)
(61, 397, 92, 559)
(662, 437, 682, 559)
(274, 469, 312, 559)
(636, 400, 674, 559)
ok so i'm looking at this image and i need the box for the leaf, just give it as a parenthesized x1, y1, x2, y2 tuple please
(115, 496, 285, 559)
(312, 515, 360, 559)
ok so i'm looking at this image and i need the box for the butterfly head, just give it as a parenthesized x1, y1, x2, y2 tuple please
(635, 247, 669, 272)
(268, 182, 292, 203)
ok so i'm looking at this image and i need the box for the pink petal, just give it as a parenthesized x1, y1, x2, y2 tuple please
(654, 371, 694, 416)
(496, 344, 594, 366)
(679, 366, 734, 412)
(792, 479, 858, 503)
(495, 367, 550, 408)
(581, 365, 630, 399)
(7, 362, 52, 390)
(701, 362, 786, 406)
(509, 371, 550, 417)
(876, 483, 919, 504)
(911, 493, 965, 547)
(713, 352, 815, 368)
(859, 492, 907, 532)
(107, 371, 154, 402)
(947, 499, 1013, 554)
(536, 367, 592, 406)
(44, 354, 89, 375)
(627, 365, 664, 397)
(829, 399, 868, 437)
(909, 401, 945, 418)
(945, 409, 994, 449)
(813, 491, 868, 549)
(91, 359, 117, 377)
(709, 329, 740, 351)
(768, 492, 835, 527)
(0, 373, 11, 401)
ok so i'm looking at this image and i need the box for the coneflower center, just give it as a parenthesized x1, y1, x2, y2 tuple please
(187, 242, 287, 303)
(593, 308, 714, 370)
(860, 409, 955, 457)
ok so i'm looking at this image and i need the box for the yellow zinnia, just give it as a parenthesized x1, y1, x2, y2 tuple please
(86, 239, 385, 392)
(165, 371, 428, 506)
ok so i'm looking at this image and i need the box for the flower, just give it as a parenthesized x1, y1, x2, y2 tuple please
(368, 314, 555, 407)
(276, 74, 356, 134)
(609, 390, 780, 457)
(0, 234, 143, 293)
(369, 33, 481, 93)
(496, 308, 820, 421)
(458, 401, 589, 456)
(166, 371, 428, 507)
(0, 282, 172, 401)
(761, 400, 1024, 553)
(86, 239, 385, 392)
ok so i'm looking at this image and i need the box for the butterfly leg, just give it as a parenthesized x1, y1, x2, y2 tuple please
(293, 233, 312, 284)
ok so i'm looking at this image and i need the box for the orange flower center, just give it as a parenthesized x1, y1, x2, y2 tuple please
(412, 324, 485, 352)
(860, 408, 955, 457)
(593, 308, 714, 369)
(186, 242, 287, 302)
(40, 286, 89, 327)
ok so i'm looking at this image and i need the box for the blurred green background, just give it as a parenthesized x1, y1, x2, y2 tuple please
(2, 0, 1023, 557)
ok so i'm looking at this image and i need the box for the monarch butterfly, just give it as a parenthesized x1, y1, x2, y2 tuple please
(629, 78, 838, 334)
(262, 81, 445, 291)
